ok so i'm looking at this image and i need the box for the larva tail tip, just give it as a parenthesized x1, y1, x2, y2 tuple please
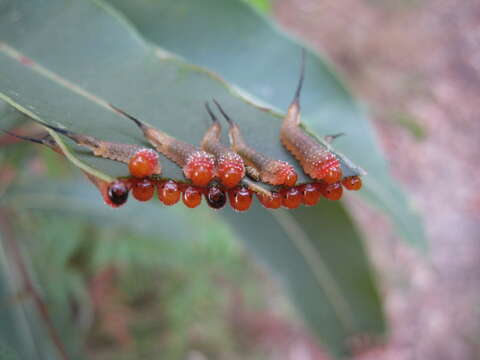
(212, 99, 233, 126)
(293, 48, 306, 105)
(204, 101, 218, 123)
(39, 122, 70, 136)
(109, 104, 144, 128)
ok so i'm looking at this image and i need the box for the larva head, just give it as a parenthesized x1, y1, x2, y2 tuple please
(106, 180, 129, 207)
(205, 183, 227, 209)
(217, 152, 245, 189)
(129, 149, 160, 178)
(257, 191, 282, 209)
(270, 161, 298, 187)
(158, 180, 181, 205)
(342, 176, 362, 191)
(281, 187, 302, 209)
(302, 183, 322, 206)
(132, 178, 155, 202)
(182, 185, 203, 208)
(184, 151, 216, 187)
(228, 186, 253, 212)
(321, 182, 343, 201)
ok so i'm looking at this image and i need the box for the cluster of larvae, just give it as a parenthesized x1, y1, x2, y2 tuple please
(6, 55, 363, 211)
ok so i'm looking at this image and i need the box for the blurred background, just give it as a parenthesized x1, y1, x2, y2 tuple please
(1, 0, 479, 359)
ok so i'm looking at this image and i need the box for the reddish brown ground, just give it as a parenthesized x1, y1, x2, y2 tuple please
(276, 0, 480, 359)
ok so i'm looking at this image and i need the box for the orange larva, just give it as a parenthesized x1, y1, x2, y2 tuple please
(228, 186, 253, 212)
(107, 180, 129, 207)
(182, 185, 203, 208)
(132, 178, 155, 202)
(257, 191, 282, 209)
(128, 149, 160, 179)
(158, 180, 181, 205)
(282, 187, 303, 209)
(342, 176, 362, 191)
(110, 104, 216, 187)
(302, 183, 322, 206)
(205, 183, 227, 209)
(322, 182, 343, 200)
(280, 51, 342, 184)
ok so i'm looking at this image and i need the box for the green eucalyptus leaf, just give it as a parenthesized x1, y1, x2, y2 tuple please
(106, 0, 426, 249)
(0, 0, 385, 358)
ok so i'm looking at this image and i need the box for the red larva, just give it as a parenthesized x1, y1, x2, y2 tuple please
(229, 186, 253, 212)
(182, 185, 203, 208)
(129, 149, 160, 179)
(342, 176, 362, 191)
(302, 183, 322, 206)
(280, 52, 342, 184)
(110, 105, 215, 187)
(132, 178, 155, 202)
(107, 180, 129, 207)
(213, 100, 298, 187)
(205, 183, 227, 209)
(321, 182, 343, 201)
(158, 180, 180, 205)
(257, 191, 282, 209)
(202, 103, 245, 188)
(282, 187, 303, 209)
